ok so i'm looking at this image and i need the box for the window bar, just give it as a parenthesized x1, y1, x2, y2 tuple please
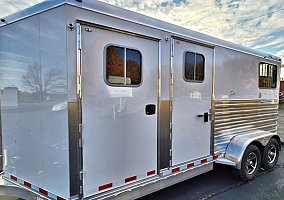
(124, 48, 127, 85)
(194, 53, 196, 81)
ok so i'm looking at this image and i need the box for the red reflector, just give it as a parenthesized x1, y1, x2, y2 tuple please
(39, 188, 48, 196)
(125, 176, 137, 183)
(147, 170, 156, 176)
(57, 196, 65, 200)
(187, 163, 194, 168)
(10, 175, 17, 181)
(24, 181, 31, 188)
(213, 155, 219, 160)
(172, 167, 180, 173)
(201, 159, 207, 164)
(99, 183, 113, 191)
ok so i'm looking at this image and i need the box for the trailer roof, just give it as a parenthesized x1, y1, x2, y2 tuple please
(0, 0, 281, 63)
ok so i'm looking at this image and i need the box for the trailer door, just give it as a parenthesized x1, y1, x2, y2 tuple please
(172, 39, 213, 166)
(80, 24, 159, 197)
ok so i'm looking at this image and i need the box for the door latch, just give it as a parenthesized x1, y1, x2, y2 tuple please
(145, 104, 156, 115)
(197, 112, 209, 122)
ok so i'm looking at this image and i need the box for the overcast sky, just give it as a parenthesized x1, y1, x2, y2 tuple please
(1, 0, 284, 62)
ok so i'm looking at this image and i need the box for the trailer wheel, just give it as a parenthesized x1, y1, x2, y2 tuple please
(239, 144, 261, 181)
(262, 138, 279, 170)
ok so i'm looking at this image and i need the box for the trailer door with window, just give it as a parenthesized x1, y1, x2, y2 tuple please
(172, 40, 213, 166)
(80, 25, 159, 197)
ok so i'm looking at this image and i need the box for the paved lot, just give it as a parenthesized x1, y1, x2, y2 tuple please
(140, 109, 284, 200)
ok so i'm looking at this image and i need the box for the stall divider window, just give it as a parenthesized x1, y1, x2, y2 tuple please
(106, 45, 142, 87)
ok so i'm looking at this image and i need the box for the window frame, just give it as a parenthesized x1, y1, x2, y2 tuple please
(258, 62, 278, 89)
(104, 44, 143, 87)
(183, 51, 206, 83)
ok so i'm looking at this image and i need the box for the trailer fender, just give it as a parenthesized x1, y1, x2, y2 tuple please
(224, 130, 280, 170)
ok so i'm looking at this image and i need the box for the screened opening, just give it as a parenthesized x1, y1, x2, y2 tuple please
(259, 63, 277, 89)
(106, 45, 142, 86)
(185, 52, 205, 82)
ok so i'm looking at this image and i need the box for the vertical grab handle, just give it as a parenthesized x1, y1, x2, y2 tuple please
(204, 112, 209, 122)
(197, 112, 209, 122)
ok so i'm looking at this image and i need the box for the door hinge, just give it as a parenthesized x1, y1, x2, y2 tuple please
(79, 123, 83, 133)
(77, 24, 82, 50)
(80, 185, 83, 195)
(170, 122, 173, 129)
(79, 138, 83, 148)
(80, 171, 84, 181)
(77, 75, 82, 98)
(171, 38, 174, 57)
(170, 149, 172, 156)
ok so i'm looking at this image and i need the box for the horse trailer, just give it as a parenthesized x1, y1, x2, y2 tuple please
(0, 0, 282, 199)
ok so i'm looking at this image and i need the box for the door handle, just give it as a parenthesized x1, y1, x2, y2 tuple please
(197, 112, 209, 122)
(145, 104, 156, 115)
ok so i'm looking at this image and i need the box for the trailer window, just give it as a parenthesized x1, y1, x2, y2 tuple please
(259, 63, 277, 89)
(184, 52, 205, 82)
(106, 45, 142, 86)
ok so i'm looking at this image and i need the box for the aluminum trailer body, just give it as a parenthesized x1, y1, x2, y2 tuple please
(0, 0, 282, 199)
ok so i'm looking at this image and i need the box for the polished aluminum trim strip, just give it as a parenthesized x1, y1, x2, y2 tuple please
(76, 22, 84, 198)
(172, 36, 215, 49)
(78, 20, 161, 42)
(215, 113, 278, 123)
(215, 118, 278, 129)
(213, 99, 278, 155)
(169, 37, 174, 167)
(157, 40, 163, 170)
(210, 46, 216, 155)
(215, 107, 278, 115)
(215, 99, 278, 103)
(215, 111, 278, 119)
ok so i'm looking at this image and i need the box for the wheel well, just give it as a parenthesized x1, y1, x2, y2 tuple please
(271, 135, 282, 151)
(249, 141, 264, 155)
(249, 136, 282, 155)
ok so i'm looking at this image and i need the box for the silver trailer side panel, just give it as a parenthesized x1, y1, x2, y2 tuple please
(213, 46, 280, 155)
(214, 47, 279, 100)
(214, 99, 278, 155)
(0, 6, 70, 198)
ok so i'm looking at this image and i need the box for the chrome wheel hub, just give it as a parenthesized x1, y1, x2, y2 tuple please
(268, 144, 277, 164)
(245, 152, 257, 175)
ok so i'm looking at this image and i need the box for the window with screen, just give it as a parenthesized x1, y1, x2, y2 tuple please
(259, 63, 277, 89)
(184, 52, 205, 82)
(106, 45, 142, 86)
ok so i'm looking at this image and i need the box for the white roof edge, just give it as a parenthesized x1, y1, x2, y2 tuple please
(0, 0, 66, 26)
(0, 0, 281, 63)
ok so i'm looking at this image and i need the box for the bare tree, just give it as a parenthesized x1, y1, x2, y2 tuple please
(22, 63, 65, 100)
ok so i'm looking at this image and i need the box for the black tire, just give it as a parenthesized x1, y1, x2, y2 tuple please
(239, 144, 261, 181)
(262, 138, 280, 170)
